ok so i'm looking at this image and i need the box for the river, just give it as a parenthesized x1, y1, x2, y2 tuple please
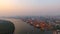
(0, 18, 52, 34)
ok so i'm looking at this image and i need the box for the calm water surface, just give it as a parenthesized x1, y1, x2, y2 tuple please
(0, 18, 52, 34)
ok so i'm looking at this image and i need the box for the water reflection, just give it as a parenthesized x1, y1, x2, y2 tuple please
(0, 18, 52, 34)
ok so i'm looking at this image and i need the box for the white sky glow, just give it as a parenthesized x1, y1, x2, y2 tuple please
(0, 0, 60, 16)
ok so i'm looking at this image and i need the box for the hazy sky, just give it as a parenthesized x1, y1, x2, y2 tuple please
(0, 0, 60, 17)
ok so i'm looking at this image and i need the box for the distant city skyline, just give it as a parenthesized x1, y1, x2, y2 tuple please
(0, 0, 60, 17)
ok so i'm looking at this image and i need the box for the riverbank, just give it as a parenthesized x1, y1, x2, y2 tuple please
(0, 18, 52, 34)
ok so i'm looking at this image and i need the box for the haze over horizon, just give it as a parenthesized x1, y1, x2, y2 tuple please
(0, 0, 60, 17)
